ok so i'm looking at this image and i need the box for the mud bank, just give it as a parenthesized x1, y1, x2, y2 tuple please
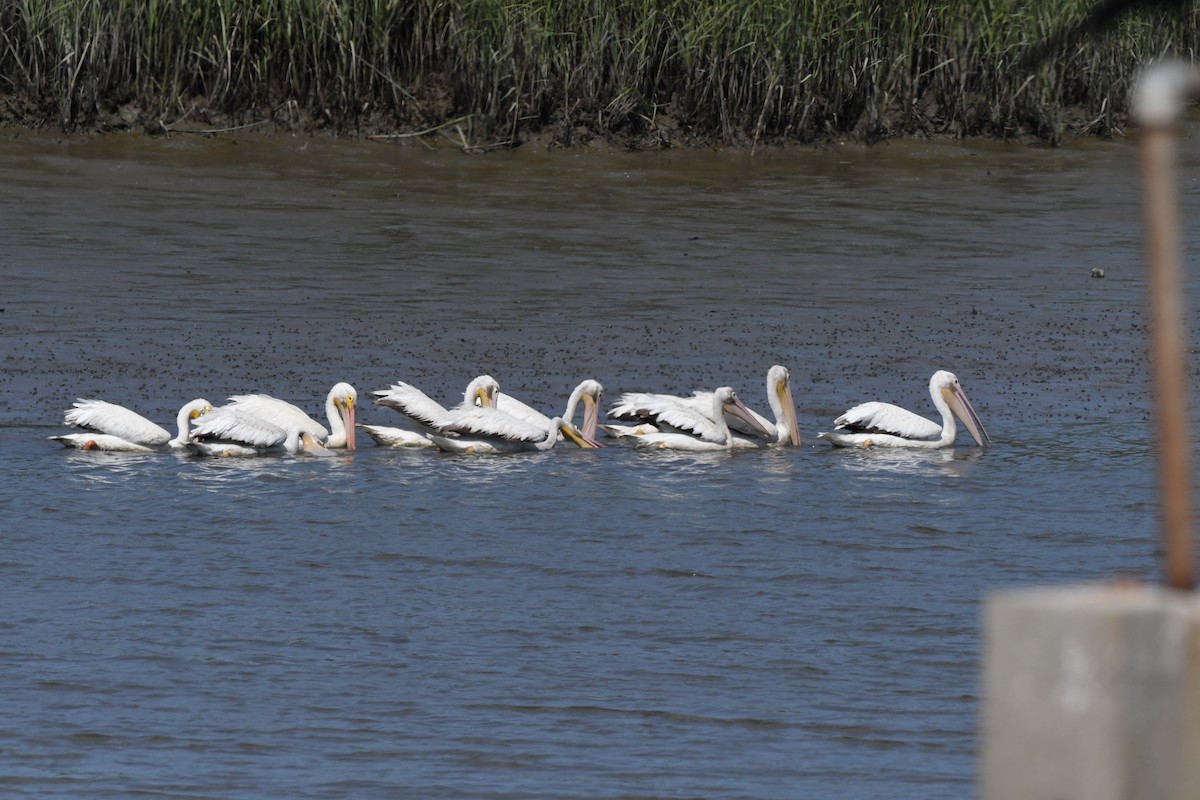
(0, 93, 1120, 152)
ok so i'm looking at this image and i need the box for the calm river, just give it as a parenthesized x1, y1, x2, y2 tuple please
(0, 128, 1193, 798)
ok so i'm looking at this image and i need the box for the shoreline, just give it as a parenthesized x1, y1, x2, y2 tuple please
(0, 98, 1119, 153)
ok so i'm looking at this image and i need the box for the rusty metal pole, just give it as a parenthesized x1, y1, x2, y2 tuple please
(1136, 63, 1197, 591)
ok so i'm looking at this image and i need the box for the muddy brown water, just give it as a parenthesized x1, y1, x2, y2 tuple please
(0, 129, 1194, 798)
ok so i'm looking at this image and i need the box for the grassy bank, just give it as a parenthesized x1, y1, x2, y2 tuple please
(1, 0, 1197, 147)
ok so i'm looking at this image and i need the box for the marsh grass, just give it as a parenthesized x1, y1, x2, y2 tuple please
(1, 0, 1197, 145)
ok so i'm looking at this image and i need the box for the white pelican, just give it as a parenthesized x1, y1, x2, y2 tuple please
(429, 413, 589, 454)
(187, 408, 333, 457)
(224, 382, 357, 449)
(365, 375, 499, 448)
(633, 387, 771, 451)
(818, 370, 990, 449)
(493, 379, 605, 447)
(50, 398, 213, 451)
(608, 365, 800, 447)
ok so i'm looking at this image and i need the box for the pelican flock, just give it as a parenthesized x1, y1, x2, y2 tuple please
(47, 367, 992, 458)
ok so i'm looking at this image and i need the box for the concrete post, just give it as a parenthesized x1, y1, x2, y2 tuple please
(981, 584, 1200, 800)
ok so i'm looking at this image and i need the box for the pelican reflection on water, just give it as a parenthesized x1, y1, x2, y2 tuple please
(829, 444, 986, 478)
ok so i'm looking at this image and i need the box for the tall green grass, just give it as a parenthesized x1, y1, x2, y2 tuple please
(1, 0, 1197, 145)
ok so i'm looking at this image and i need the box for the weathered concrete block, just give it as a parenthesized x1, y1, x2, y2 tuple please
(982, 584, 1200, 800)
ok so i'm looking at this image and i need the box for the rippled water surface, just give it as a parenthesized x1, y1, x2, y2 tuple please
(2, 129, 1196, 798)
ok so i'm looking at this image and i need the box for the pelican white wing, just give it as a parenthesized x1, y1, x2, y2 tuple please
(495, 393, 552, 429)
(372, 382, 450, 429)
(833, 402, 943, 440)
(192, 408, 291, 447)
(437, 406, 549, 442)
(609, 393, 729, 443)
(225, 394, 328, 438)
(64, 399, 172, 446)
(372, 376, 499, 433)
(429, 415, 566, 454)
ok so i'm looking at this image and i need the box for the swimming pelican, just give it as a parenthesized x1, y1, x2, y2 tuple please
(365, 375, 499, 448)
(224, 383, 357, 449)
(818, 370, 990, 449)
(49, 398, 213, 451)
(187, 407, 334, 457)
(609, 365, 800, 447)
(633, 387, 771, 451)
(493, 379, 605, 447)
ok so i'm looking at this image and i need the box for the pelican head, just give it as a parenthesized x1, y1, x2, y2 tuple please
(465, 375, 500, 409)
(932, 370, 990, 446)
(716, 387, 773, 439)
(767, 365, 801, 446)
(185, 399, 214, 420)
(559, 419, 604, 449)
(327, 382, 357, 450)
(566, 379, 604, 443)
(171, 398, 214, 447)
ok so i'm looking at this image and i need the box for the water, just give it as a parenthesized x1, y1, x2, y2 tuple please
(0, 130, 1192, 798)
